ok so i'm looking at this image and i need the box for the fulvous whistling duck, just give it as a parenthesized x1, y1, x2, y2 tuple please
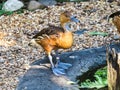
(29, 11, 80, 76)
(108, 11, 120, 34)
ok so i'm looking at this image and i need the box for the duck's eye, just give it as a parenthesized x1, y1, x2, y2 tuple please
(55, 34, 60, 37)
(74, 16, 77, 18)
(72, 16, 77, 18)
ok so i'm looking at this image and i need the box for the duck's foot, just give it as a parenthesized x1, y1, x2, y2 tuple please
(52, 62, 72, 76)
(52, 67, 65, 76)
(57, 62, 72, 69)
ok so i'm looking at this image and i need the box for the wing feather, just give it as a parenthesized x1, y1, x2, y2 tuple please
(33, 25, 65, 39)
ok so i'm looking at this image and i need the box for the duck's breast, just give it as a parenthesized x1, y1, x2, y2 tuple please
(56, 31, 73, 49)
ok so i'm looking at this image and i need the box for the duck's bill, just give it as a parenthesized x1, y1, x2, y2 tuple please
(70, 16, 80, 23)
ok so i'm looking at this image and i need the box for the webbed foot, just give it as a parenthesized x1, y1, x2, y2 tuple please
(52, 67, 65, 76)
(52, 62, 72, 76)
(56, 62, 72, 69)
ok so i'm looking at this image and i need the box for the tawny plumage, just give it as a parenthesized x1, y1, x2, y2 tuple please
(108, 11, 120, 34)
(29, 11, 80, 76)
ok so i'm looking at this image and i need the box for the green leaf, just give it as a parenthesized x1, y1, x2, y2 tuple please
(4, 11, 13, 15)
(79, 67, 107, 89)
(0, 2, 5, 10)
(89, 31, 108, 36)
(16, 9, 24, 14)
(0, 10, 5, 15)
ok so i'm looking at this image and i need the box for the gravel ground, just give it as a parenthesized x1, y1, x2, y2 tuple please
(0, 1, 120, 90)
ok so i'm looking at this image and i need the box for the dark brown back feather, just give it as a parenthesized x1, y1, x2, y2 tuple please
(33, 25, 65, 38)
(109, 11, 120, 19)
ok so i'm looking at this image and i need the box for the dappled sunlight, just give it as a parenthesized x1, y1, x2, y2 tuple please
(0, 32, 16, 47)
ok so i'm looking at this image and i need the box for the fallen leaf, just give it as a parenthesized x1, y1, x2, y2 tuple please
(89, 31, 108, 36)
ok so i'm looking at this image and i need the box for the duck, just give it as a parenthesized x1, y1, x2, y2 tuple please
(108, 11, 120, 34)
(29, 11, 80, 76)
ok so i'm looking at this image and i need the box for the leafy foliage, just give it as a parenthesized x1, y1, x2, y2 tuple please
(80, 67, 107, 89)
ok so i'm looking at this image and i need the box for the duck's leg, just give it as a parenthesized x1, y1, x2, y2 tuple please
(47, 52, 65, 76)
(55, 51, 72, 70)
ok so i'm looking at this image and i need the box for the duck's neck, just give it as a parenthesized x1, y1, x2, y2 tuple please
(61, 22, 72, 31)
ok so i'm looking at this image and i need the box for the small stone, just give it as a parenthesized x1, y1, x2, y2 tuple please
(113, 35, 120, 40)
(2, 0, 24, 11)
(38, 0, 57, 6)
(0, 58, 5, 63)
(0, 82, 5, 86)
(22, 64, 31, 70)
(28, 0, 41, 10)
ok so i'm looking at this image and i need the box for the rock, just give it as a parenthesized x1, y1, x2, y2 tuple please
(16, 43, 120, 90)
(27, 0, 48, 10)
(2, 0, 24, 11)
(27, 0, 41, 10)
(38, 0, 57, 6)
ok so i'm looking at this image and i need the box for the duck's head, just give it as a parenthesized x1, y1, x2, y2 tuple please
(60, 11, 80, 28)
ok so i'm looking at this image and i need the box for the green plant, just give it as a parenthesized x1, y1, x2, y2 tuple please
(79, 67, 107, 89)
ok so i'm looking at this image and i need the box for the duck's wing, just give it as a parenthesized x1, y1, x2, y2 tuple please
(33, 25, 65, 39)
